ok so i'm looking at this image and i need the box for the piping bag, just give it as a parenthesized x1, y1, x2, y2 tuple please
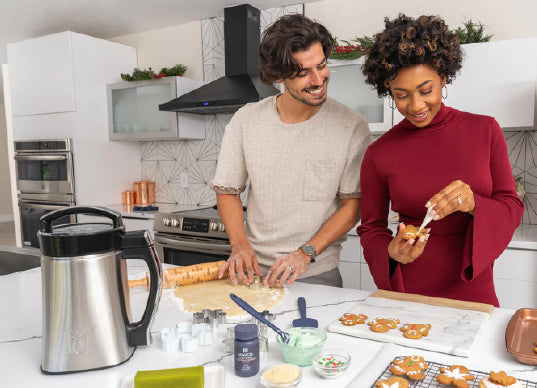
(417, 204, 435, 234)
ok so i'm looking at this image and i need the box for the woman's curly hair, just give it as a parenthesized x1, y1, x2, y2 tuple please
(259, 14, 335, 85)
(362, 14, 462, 97)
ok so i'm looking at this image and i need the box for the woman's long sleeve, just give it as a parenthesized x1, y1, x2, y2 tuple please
(461, 119, 524, 281)
(357, 148, 403, 291)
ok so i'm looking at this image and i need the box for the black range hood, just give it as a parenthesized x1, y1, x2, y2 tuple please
(159, 4, 280, 115)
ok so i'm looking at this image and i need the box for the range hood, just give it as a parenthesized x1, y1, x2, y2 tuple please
(159, 4, 280, 115)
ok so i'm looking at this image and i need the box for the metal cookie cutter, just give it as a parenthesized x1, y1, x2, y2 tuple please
(248, 275, 262, 290)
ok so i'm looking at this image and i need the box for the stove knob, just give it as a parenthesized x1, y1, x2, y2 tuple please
(210, 221, 219, 231)
(171, 218, 180, 227)
(163, 217, 171, 226)
(219, 224, 226, 232)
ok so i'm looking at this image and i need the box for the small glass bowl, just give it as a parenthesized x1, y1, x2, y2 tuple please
(311, 349, 351, 379)
(276, 327, 327, 367)
(259, 363, 302, 387)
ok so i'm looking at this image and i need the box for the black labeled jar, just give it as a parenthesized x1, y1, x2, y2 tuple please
(234, 323, 259, 377)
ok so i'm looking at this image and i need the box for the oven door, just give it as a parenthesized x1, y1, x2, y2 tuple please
(14, 153, 74, 195)
(19, 199, 76, 248)
(154, 233, 231, 266)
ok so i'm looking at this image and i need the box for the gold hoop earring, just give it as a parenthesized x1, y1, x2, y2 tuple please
(389, 97, 395, 110)
(442, 85, 448, 100)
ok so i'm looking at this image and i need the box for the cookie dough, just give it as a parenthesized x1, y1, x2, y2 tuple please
(173, 279, 285, 316)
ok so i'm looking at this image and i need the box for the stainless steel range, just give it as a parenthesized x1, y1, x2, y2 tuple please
(153, 206, 238, 266)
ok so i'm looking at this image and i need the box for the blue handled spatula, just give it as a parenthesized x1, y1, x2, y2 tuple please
(292, 297, 318, 328)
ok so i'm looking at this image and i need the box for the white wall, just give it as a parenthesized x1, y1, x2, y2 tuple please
(305, 0, 537, 41)
(111, 20, 204, 82)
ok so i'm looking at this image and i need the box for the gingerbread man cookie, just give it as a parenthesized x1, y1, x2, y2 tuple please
(339, 313, 368, 326)
(400, 323, 432, 339)
(436, 365, 474, 388)
(368, 318, 400, 333)
(374, 376, 409, 388)
(479, 371, 523, 388)
(389, 355, 428, 380)
(401, 224, 427, 240)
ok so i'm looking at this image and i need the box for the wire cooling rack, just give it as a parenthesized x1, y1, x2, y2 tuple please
(372, 357, 537, 387)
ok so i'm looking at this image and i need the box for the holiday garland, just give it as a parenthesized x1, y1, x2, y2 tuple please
(120, 64, 187, 81)
(329, 36, 374, 60)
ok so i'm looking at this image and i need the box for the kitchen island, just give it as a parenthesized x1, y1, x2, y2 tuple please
(1, 263, 536, 388)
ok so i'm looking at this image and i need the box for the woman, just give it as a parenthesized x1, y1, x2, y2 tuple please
(357, 14, 524, 306)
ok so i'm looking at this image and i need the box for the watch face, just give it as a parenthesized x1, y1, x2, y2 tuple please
(303, 245, 315, 255)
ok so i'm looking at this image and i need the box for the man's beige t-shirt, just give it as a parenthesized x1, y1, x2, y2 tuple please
(212, 96, 371, 278)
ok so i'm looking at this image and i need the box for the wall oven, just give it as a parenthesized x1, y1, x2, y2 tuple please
(153, 207, 233, 266)
(14, 139, 76, 248)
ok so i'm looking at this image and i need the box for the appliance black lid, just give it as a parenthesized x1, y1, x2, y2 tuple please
(38, 223, 124, 257)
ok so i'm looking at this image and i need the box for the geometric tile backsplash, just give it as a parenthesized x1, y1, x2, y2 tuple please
(140, 3, 537, 224)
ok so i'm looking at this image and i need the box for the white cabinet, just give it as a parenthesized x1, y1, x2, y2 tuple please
(340, 233, 377, 291)
(7, 32, 76, 116)
(494, 248, 537, 309)
(328, 58, 392, 133)
(107, 77, 206, 141)
(393, 37, 537, 129)
(6, 31, 141, 207)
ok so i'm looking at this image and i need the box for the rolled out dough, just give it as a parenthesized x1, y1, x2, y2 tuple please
(173, 278, 285, 316)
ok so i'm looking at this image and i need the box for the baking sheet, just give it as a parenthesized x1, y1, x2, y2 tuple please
(327, 297, 490, 357)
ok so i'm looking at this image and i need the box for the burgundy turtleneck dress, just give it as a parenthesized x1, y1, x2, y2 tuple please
(357, 104, 524, 307)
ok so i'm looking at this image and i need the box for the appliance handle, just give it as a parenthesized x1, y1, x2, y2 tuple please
(155, 235, 230, 249)
(121, 232, 162, 347)
(40, 205, 123, 232)
(14, 154, 68, 161)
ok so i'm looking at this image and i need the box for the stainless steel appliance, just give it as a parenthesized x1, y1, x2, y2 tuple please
(153, 206, 236, 266)
(14, 139, 76, 247)
(38, 206, 162, 374)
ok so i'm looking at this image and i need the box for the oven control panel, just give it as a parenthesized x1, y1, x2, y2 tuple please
(157, 215, 227, 238)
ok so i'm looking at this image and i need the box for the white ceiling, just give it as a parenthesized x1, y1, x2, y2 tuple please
(0, 0, 318, 91)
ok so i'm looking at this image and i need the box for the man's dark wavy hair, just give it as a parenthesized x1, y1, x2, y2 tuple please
(363, 14, 463, 97)
(259, 14, 335, 85)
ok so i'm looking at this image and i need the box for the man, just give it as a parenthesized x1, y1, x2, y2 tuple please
(212, 14, 371, 287)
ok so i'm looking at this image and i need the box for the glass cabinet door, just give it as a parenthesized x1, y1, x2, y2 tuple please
(328, 59, 392, 133)
(107, 77, 179, 140)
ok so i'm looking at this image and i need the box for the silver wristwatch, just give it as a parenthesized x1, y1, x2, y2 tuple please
(299, 244, 317, 262)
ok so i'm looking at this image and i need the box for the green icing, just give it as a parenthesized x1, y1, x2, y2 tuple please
(134, 366, 204, 388)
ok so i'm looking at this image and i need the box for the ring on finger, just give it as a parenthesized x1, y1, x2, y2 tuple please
(456, 196, 463, 206)
(286, 265, 294, 272)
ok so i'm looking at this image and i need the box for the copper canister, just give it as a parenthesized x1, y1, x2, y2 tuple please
(146, 181, 155, 204)
(122, 190, 135, 205)
(134, 181, 149, 205)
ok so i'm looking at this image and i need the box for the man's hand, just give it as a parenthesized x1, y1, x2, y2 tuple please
(263, 249, 310, 287)
(218, 242, 262, 285)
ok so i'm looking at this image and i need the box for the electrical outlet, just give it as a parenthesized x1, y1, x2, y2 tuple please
(180, 172, 189, 188)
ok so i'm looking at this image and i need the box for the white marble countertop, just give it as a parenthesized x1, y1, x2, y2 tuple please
(1, 264, 537, 388)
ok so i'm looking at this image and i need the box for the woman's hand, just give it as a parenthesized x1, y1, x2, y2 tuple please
(427, 180, 475, 219)
(388, 223, 429, 264)
(263, 250, 310, 287)
(218, 242, 262, 285)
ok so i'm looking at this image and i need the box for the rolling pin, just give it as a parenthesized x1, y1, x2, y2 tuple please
(129, 260, 228, 289)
